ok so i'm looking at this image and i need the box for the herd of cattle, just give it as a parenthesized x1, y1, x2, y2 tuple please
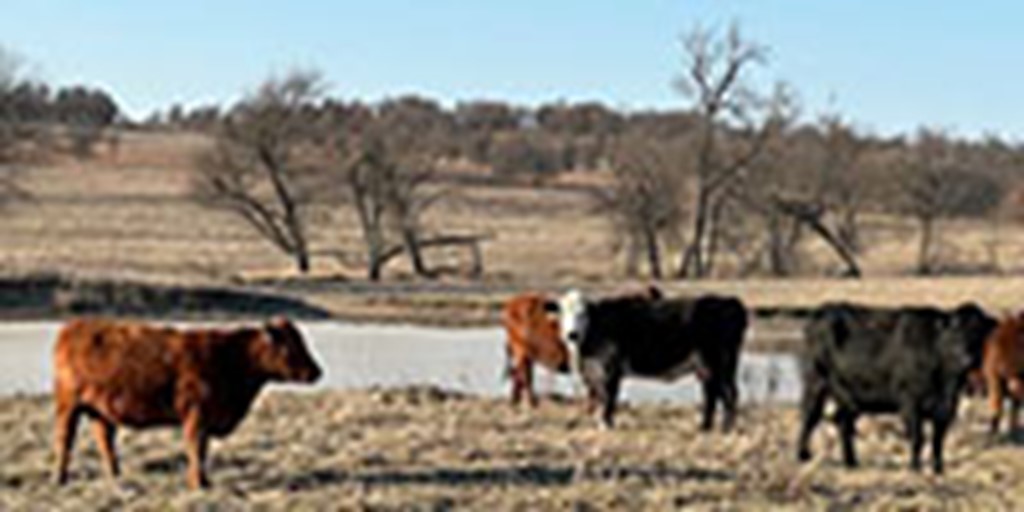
(45, 286, 1024, 490)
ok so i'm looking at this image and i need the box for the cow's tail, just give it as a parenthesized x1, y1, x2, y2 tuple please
(721, 298, 748, 383)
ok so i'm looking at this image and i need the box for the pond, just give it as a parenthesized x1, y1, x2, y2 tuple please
(0, 322, 801, 404)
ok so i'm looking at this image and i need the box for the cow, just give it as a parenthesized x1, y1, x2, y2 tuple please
(52, 317, 323, 489)
(974, 312, 1024, 435)
(501, 286, 663, 407)
(501, 293, 569, 407)
(554, 289, 747, 431)
(796, 303, 995, 474)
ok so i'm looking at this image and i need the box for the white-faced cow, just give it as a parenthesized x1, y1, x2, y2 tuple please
(797, 303, 995, 474)
(554, 289, 747, 431)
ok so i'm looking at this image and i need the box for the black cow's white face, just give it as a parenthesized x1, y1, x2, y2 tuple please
(557, 289, 589, 346)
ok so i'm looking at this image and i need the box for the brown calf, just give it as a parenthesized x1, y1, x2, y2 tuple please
(978, 313, 1024, 435)
(52, 317, 322, 489)
(502, 293, 568, 407)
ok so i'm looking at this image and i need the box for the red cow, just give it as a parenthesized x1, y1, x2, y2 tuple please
(52, 317, 322, 489)
(502, 293, 567, 407)
(977, 312, 1024, 434)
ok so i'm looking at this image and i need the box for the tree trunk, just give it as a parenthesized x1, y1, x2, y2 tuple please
(678, 188, 710, 279)
(917, 216, 935, 275)
(773, 199, 860, 278)
(643, 227, 662, 280)
(838, 208, 860, 254)
(401, 224, 431, 278)
(767, 214, 789, 277)
(704, 194, 728, 277)
(624, 237, 640, 278)
(294, 250, 310, 274)
(804, 217, 861, 278)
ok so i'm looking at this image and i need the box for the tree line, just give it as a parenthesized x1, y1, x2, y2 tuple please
(3, 26, 1024, 281)
(0, 47, 121, 164)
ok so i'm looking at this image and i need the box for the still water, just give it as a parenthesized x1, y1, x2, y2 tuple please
(0, 322, 800, 404)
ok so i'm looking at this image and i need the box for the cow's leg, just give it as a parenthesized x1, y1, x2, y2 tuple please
(987, 374, 1005, 436)
(719, 379, 739, 433)
(903, 409, 925, 472)
(797, 376, 827, 462)
(583, 359, 621, 429)
(598, 371, 622, 430)
(931, 407, 956, 475)
(1008, 377, 1024, 434)
(584, 386, 599, 415)
(700, 378, 721, 432)
(1011, 397, 1021, 435)
(52, 401, 81, 485)
(523, 362, 537, 408)
(90, 417, 120, 480)
(834, 407, 859, 468)
(510, 352, 536, 408)
(183, 409, 210, 489)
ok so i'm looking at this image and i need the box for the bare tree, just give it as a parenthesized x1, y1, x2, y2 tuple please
(0, 47, 34, 208)
(600, 133, 685, 279)
(331, 97, 451, 280)
(898, 129, 1003, 275)
(673, 23, 779, 278)
(192, 70, 326, 274)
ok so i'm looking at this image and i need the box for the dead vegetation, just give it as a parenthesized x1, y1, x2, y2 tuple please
(1, 387, 1022, 510)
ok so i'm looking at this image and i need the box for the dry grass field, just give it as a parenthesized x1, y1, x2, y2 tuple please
(1, 387, 1023, 511)
(4, 130, 1024, 327)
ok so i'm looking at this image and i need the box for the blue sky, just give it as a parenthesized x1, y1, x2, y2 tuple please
(1, 1, 1022, 138)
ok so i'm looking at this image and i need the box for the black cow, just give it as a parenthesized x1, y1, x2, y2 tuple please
(797, 302, 995, 474)
(555, 289, 747, 431)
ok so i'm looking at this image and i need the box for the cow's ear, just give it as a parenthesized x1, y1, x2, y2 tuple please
(269, 316, 292, 329)
(543, 301, 559, 314)
(262, 327, 281, 346)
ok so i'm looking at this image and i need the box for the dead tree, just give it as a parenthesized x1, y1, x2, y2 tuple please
(673, 23, 778, 278)
(731, 107, 864, 278)
(0, 48, 35, 209)
(898, 130, 1003, 275)
(192, 70, 326, 274)
(600, 133, 684, 279)
(330, 98, 454, 280)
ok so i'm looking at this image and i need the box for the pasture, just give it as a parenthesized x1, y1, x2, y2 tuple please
(1, 387, 1022, 510)
(2, 132, 1024, 510)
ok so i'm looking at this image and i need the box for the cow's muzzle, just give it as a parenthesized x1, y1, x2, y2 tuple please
(300, 367, 323, 383)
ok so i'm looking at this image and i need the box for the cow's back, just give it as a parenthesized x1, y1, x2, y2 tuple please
(803, 304, 953, 412)
(598, 295, 746, 377)
(502, 294, 566, 371)
(55, 319, 185, 426)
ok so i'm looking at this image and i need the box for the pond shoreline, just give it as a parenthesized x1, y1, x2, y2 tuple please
(0, 274, 807, 352)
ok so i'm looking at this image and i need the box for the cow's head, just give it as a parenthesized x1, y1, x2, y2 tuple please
(941, 303, 997, 377)
(555, 289, 590, 346)
(258, 317, 323, 383)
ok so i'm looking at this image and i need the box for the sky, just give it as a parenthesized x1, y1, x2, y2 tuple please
(1, 1, 1022, 138)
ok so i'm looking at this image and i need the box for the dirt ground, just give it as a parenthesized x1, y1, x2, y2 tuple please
(1, 386, 1022, 511)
